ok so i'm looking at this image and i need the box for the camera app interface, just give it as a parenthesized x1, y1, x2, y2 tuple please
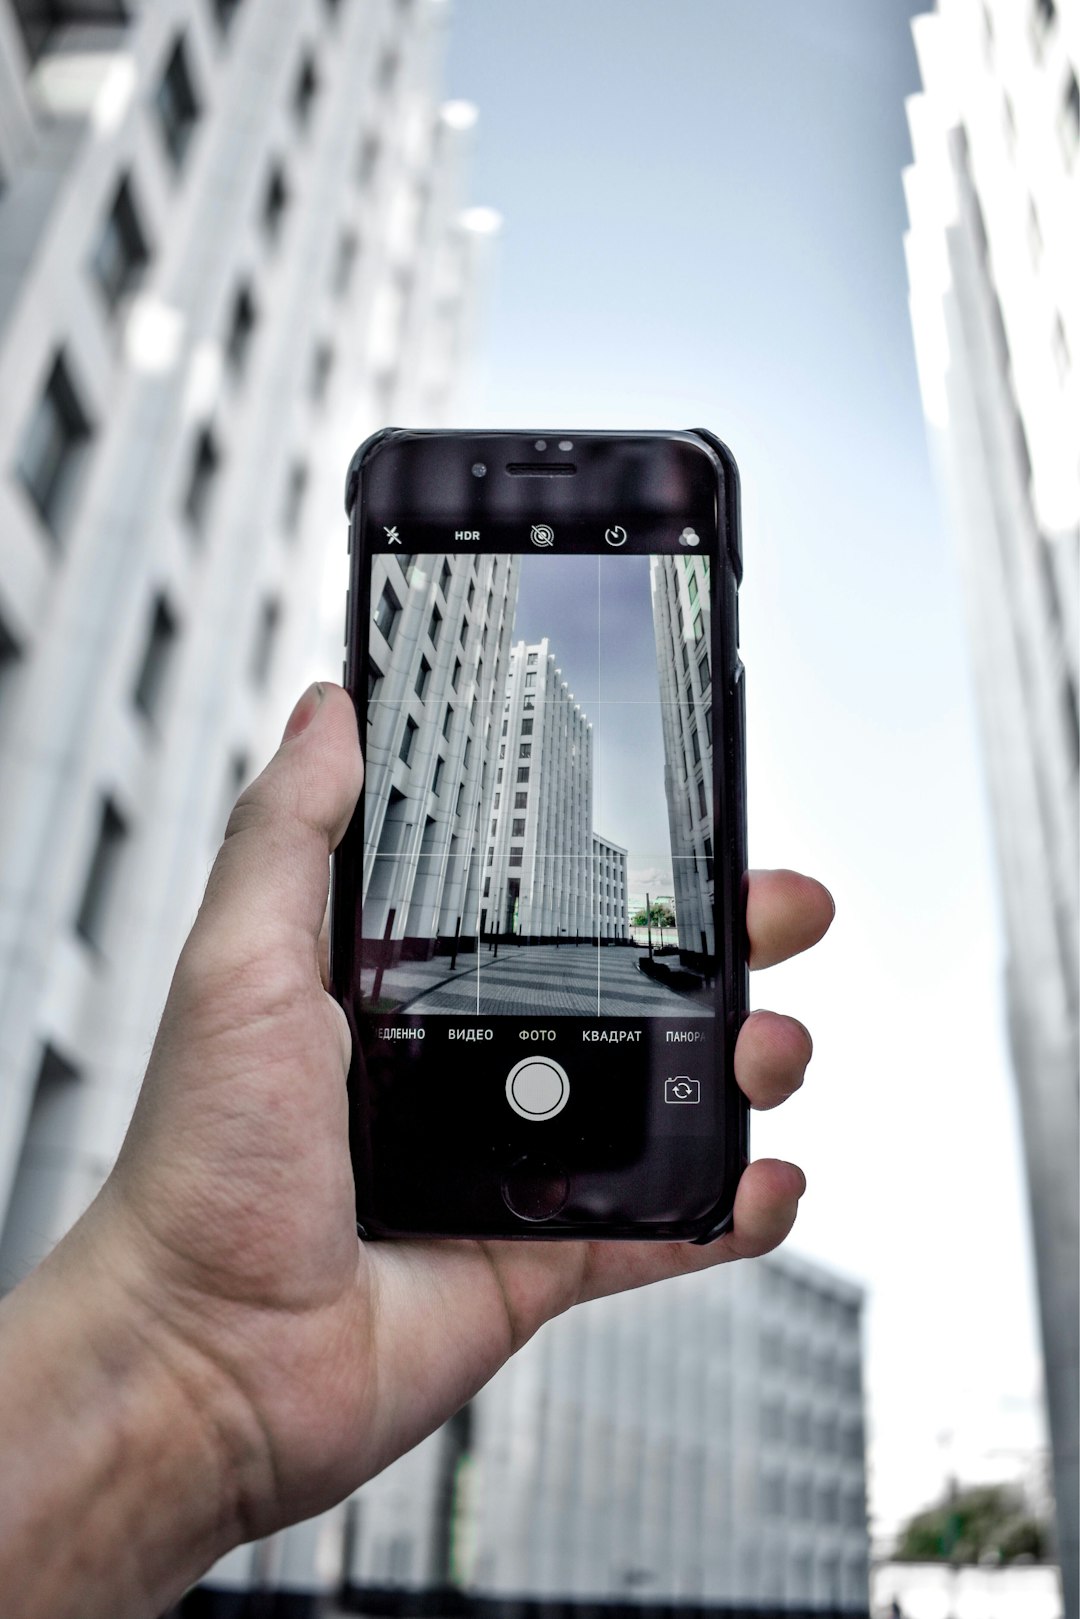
(360, 548, 716, 1019)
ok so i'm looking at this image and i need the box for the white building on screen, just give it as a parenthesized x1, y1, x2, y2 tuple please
(0, 0, 495, 1606)
(344, 1250, 870, 1617)
(362, 551, 519, 958)
(904, 2, 1078, 1607)
(650, 555, 715, 965)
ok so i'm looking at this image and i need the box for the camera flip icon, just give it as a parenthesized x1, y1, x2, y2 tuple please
(664, 1076, 700, 1104)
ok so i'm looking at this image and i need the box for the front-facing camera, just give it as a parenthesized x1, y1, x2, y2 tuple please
(472, 462, 487, 477)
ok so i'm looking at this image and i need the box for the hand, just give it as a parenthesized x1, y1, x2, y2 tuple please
(0, 682, 832, 1619)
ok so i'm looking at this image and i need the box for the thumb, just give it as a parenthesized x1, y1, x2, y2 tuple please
(195, 683, 363, 967)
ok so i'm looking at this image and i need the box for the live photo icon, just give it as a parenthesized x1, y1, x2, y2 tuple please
(664, 1076, 700, 1104)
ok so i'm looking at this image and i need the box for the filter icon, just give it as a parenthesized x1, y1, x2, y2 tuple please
(678, 527, 701, 548)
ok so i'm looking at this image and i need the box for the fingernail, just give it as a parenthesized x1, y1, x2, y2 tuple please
(786, 1162, 807, 1197)
(282, 682, 326, 743)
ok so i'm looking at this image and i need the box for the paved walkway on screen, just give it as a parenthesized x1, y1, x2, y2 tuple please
(371, 943, 713, 1016)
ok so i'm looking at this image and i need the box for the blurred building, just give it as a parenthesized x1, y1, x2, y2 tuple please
(344, 1251, 870, 1617)
(592, 830, 630, 941)
(362, 551, 519, 958)
(650, 556, 715, 965)
(903, 3, 1079, 1613)
(0, 0, 496, 1608)
(486, 638, 595, 941)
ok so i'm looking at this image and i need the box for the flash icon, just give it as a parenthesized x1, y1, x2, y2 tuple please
(384, 525, 401, 545)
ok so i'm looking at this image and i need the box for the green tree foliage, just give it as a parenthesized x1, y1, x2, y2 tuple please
(895, 1482, 1049, 1566)
(630, 902, 676, 928)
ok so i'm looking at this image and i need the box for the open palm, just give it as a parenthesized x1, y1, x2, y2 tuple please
(98, 682, 831, 1547)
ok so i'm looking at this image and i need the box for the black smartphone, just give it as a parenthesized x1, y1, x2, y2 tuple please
(330, 429, 748, 1241)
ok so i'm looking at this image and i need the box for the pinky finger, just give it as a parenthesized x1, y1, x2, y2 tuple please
(714, 1157, 806, 1262)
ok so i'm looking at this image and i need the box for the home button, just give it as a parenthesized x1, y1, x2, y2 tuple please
(501, 1157, 571, 1222)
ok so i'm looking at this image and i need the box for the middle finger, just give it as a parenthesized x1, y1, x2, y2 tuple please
(734, 1008, 813, 1110)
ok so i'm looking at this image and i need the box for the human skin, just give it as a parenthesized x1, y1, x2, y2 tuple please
(0, 682, 832, 1619)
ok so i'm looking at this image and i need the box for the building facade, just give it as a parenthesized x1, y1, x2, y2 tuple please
(344, 1250, 871, 1618)
(485, 638, 595, 941)
(362, 551, 519, 960)
(650, 556, 715, 965)
(903, 3, 1079, 1608)
(0, 1, 495, 1608)
(592, 830, 630, 941)
(0, 0, 490, 1281)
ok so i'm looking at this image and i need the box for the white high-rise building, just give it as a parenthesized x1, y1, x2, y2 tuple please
(486, 638, 595, 941)
(903, 3, 1078, 1608)
(343, 1251, 870, 1617)
(0, 0, 493, 1287)
(592, 830, 629, 942)
(650, 555, 715, 965)
(362, 551, 519, 960)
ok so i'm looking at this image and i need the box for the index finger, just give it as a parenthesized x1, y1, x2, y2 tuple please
(747, 869, 834, 969)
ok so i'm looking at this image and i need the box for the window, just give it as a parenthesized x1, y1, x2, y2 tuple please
(332, 230, 359, 298)
(133, 595, 179, 722)
(431, 755, 444, 795)
(250, 596, 280, 687)
(516, 767, 529, 784)
(75, 796, 127, 950)
(499, 745, 506, 760)
(483, 877, 491, 897)
(467, 580, 475, 609)
(523, 695, 535, 712)
(367, 657, 383, 701)
(451, 658, 462, 692)
(459, 616, 468, 647)
(182, 426, 221, 534)
(486, 846, 494, 864)
(703, 702, 712, 744)
(439, 559, 452, 595)
(377, 47, 399, 90)
(691, 726, 701, 766)
(428, 606, 442, 647)
(512, 817, 525, 837)
(211, 0, 243, 32)
(442, 703, 453, 740)
(225, 281, 258, 376)
(155, 36, 200, 169)
(496, 769, 503, 784)
(92, 174, 150, 311)
(688, 571, 698, 604)
(693, 608, 703, 642)
(509, 845, 522, 867)
(261, 162, 289, 243)
(292, 51, 319, 129)
(521, 718, 533, 736)
(490, 818, 498, 838)
(500, 719, 507, 736)
(455, 781, 465, 816)
(397, 554, 415, 585)
(399, 716, 417, 764)
(519, 742, 531, 759)
(493, 793, 500, 809)
(357, 132, 380, 186)
(1062, 70, 1080, 165)
(514, 791, 527, 809)
(702, 834, 714, 883)
(1052, 313, 1071, 381)
(375, 583, 401, 646)
(415, 657, 431, 699)
(462, 738, 471, 768)
(524, 671, 536, 689)
(527, 650, 537, 666)
(17, 351, 93, 538)
(309, 341, 334, 404)
(281, 460, 308, 536)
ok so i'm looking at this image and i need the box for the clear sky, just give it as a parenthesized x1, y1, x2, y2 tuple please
(446, 0, 1048, 1549)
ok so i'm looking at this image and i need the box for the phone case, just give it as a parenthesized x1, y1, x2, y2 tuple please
(333, 429, 749, 1243)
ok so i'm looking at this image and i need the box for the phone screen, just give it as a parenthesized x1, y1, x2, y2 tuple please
(358, 543, 717, 1024)
(336, 432, 743, 1236)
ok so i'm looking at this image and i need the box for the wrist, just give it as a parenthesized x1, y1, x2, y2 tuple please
(0, 1187, 267, 1619)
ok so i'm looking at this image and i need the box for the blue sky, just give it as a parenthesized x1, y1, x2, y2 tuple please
(446, 0, 1048, 1545)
